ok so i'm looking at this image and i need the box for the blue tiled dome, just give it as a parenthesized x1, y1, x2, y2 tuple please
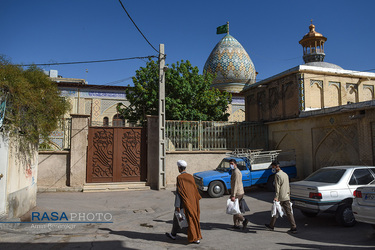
(204, 34, 256, 90)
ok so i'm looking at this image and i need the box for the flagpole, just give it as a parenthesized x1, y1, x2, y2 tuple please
(227, 21, 229, 34)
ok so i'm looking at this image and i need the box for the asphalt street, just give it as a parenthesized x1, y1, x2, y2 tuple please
(0, 186, 375, 250)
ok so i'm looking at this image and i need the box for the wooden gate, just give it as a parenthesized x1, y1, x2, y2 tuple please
(86, 127, 147, 183)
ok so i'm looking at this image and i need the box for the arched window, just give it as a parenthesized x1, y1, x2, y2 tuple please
(113, 114, 125, 127)
(103, 117, 109, 126)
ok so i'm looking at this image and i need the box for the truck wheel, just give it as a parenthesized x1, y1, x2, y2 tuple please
(335, 204, 356, 227)
(301, 210, 318, 217)
(208, 181, 225, 198)
(267, 175, 275, 192)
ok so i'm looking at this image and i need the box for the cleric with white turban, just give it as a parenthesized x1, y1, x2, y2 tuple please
(177, 160, 187, 168)
(166, 159, 202, 243)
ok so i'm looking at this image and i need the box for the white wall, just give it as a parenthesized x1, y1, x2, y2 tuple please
(1, 134, 38, 219)
(0, 134, 9, 216)
(165, 152, 228, 187)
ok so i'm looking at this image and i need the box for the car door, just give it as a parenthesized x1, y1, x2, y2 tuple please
(237, 160, 251, 187)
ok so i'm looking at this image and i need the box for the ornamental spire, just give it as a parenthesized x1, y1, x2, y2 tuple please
(299, 21, 327, 63)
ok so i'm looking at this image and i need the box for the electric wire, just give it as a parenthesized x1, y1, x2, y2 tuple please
(16, 56, 157, 67)
(118, 0, 159, 54)
(102, 77, 133, 86)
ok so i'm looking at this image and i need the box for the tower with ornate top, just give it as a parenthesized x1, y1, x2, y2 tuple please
(299, 20, 327, 63)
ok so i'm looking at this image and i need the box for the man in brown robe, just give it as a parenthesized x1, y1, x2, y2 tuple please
(166, 160, 202, 244)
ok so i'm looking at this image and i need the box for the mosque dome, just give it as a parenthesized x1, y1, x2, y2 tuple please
(204, 34, 256, 93)
(305, 61, 343, 70)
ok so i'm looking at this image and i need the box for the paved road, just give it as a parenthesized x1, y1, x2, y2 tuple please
(0, 186, 375, 249)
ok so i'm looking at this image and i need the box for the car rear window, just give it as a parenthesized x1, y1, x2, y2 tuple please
(349, 169, 375, 185)
(237, 161, 247, 171)
(304, 168, 346, 183)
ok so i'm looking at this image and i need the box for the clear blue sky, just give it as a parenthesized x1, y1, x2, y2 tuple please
(1, 0, 374, 86)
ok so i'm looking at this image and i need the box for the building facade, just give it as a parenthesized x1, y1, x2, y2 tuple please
(241, 22, 375, 177)
(242, 23, 375, 123)
(58, 82, 130, 126)
(47, 71, 131, 127)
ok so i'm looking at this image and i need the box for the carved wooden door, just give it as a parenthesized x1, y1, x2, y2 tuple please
(87, 127, 147, 183)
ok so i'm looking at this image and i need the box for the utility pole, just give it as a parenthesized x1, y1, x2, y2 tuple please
(158, 44, 166, 190)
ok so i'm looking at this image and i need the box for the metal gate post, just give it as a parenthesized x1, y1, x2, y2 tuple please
(198, 120, 203, 150)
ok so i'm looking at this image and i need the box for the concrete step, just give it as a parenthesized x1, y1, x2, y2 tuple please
(38, 187, 84, 193)
(83, 182, 150, 192)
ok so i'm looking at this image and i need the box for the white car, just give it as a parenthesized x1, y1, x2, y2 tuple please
(352, 180, 375, 230)
(290, 166, 375, 227)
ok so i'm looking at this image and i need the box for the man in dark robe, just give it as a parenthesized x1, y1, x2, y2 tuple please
(166, 160, 202, 244)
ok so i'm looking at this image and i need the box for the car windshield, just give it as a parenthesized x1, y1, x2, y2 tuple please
(304, 168, 346, 183)
(216, 159, 230, 172)
(216, 159, 246, 172)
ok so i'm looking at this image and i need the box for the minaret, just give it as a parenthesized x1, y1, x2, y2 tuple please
(299, 20, 327, 63)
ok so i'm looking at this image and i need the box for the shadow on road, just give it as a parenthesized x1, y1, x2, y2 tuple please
(0, 241, 132, 250)
(99, 227, 190, 245)
(247, 209, 375, 247)
(244, 186, 274, 202)
(153, 218, 257, 234)
(278, 242, 375, 250)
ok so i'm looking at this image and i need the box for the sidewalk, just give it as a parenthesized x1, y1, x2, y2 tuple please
(1, 187, 375, 249)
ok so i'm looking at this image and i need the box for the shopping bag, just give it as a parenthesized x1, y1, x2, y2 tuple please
(240, 198, 250, 213)
(174, 208, 188, 228)
(226, 198, 241, 215)
(271, 201, 284, 218)
(289, 201, 294, 215)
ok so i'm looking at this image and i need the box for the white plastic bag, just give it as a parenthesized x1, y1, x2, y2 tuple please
(271, 201, 277, 217)
(271, 201, 284, 218)
(226, 198, 241, 215)
(289, 201, 293, 215)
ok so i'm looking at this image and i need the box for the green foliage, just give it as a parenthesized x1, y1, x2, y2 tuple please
(0, 56, 70, 145)
(117, 59, 232, 124)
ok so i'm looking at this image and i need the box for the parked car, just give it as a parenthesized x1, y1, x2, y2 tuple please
(352, 180, 375, 230)
(290, 165, 375, 227)
(193, 149, 297, 198)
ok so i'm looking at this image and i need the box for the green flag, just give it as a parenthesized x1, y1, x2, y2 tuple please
(216, 24, 228, 34)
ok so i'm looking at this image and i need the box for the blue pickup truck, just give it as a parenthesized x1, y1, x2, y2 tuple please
(193, 149, 297, 198)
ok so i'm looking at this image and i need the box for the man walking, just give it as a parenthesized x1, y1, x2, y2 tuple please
(166, 160, 202, 244)
(265, 161, 297, 234)
(229, 159, 248, 230)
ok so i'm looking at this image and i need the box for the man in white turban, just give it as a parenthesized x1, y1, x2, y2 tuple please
(177, 160, 187, 168)
(166, 160, 202, 244)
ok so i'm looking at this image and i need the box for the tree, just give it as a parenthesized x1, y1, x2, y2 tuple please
(0, 56, 70, 146)
(117, 59, 232, 124)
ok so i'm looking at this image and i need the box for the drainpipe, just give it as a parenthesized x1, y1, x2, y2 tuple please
(77, 88, 80, 114)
